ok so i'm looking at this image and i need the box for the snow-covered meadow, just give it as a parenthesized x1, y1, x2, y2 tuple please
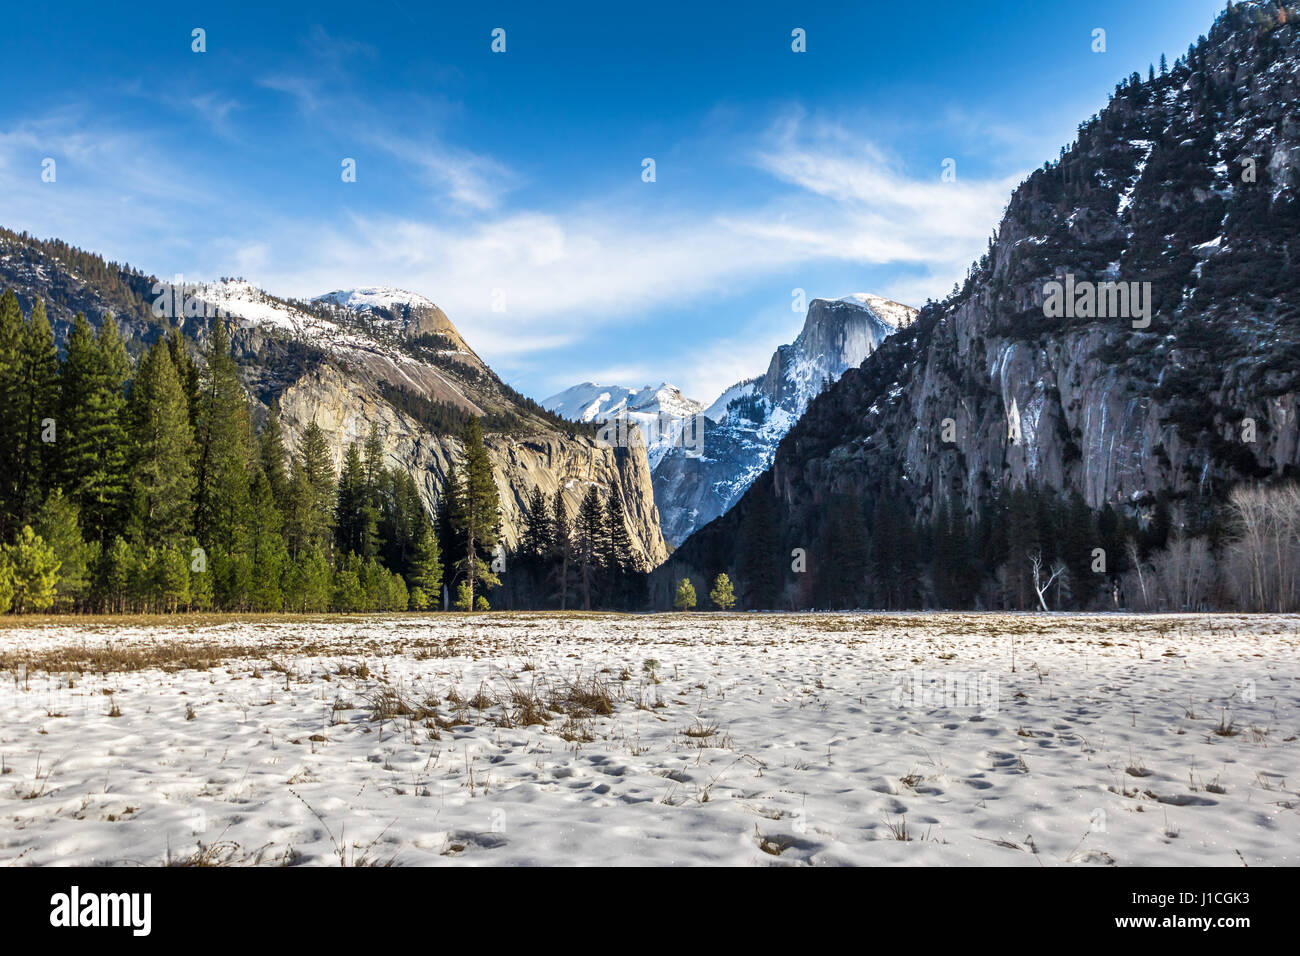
(1, 612, 1297, 866)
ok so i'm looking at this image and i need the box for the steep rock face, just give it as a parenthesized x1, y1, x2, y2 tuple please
(276, 363, 667, 567)
(652, 293, 914, 545)
(664, 2, 1300, 601)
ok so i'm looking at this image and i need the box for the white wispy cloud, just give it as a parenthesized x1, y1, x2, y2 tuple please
(1, 86, 1031, 401)
(215, 113, 1027, 399)
(741, 112, 1025, 304)
(257, 58, 512, 211)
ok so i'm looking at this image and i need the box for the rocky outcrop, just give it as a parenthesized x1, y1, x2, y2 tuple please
(275, 359, 668, 569)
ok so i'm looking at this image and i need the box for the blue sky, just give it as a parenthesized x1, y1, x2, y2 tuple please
(1, 0, 1226, 402)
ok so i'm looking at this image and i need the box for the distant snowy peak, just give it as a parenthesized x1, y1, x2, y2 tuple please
(543, 382, 705, 471)
(651, 290, 917, 547)
(314, 287, 440, 314)
(709, 291, 918, 422)
(543, 382, 703, 424)
(780, 293, 918, 402)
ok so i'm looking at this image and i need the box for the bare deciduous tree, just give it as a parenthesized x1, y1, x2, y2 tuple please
(1226, 484, 1300, 612)
(1028, 548, 1066, 612)
(1150, 533, 1215, 611)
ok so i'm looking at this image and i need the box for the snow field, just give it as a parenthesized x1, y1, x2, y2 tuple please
(0, 612, 1296, 866)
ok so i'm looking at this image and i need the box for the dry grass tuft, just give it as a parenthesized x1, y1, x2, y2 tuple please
(549, 676, 614, 717)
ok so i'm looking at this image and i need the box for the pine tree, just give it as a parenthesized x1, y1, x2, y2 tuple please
(361, 423, 386, 556)
(437, 461, 463, 605)
(739, 475, 780, 609)
(1002, 486, 1040, 610)
(576, 485, 604, 609)
(35, 490, 96, 611)
(408, 517, 442, 610)
(3, 525, 60, 613)
(385, 566, 409, 612)
(869, 492, 920, 610)
(158, 544, 191, 612)
(361, 556, 388, 612)
(820, 493, 868, 608)
(194, 319, 252, 545)
(58, 313, 129, 545)
(213, 546, 253, 612)
(332, 552, 365, 611)
(126, 341, 196, 547)
(335, 442, 372, 556)
(550, 486, 573, 610)
(95, 536, 133, 613)
(0, 289, 25, 539)
(522, 485, 552, 561)
(449, 418, 501, 608)
(259, 403, 291, 512)
(709, 573, 735, 610)
(16, 299, 58, 523)
(298, 421, 336, 552)
(249, 469, 288, 611)
(287, 545, 331, 612)
(379, 469, 423, 577)
(188, 536, 214, 611)
(1062, 492, 1099, 608)
(0, 549, 12, 614)
(166, 328, 200, 429)
(673, 576, 697, 611)
(127, 543, 157, 612)
(603, 486, 637, 608)
(604, 486, 635, 570)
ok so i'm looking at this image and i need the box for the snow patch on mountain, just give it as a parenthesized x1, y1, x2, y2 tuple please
(833, 293, 917, 329)
(314, 287, 440, 313)
(704, 380, 757, 422)
(545, 382, 702, 423)
(189, 281, 374, 350)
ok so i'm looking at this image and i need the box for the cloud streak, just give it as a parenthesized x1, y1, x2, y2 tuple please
(1, 85, 1028, 402)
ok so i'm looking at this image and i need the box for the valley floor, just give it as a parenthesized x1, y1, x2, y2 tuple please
(0, 612, 1297, 866)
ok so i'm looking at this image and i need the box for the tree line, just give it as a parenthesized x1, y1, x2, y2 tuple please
(495, 480, 646, 611)
(7, 286, 1290, 617)
(0, 291, 523, 615)
(673, 472, 1298, 613)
